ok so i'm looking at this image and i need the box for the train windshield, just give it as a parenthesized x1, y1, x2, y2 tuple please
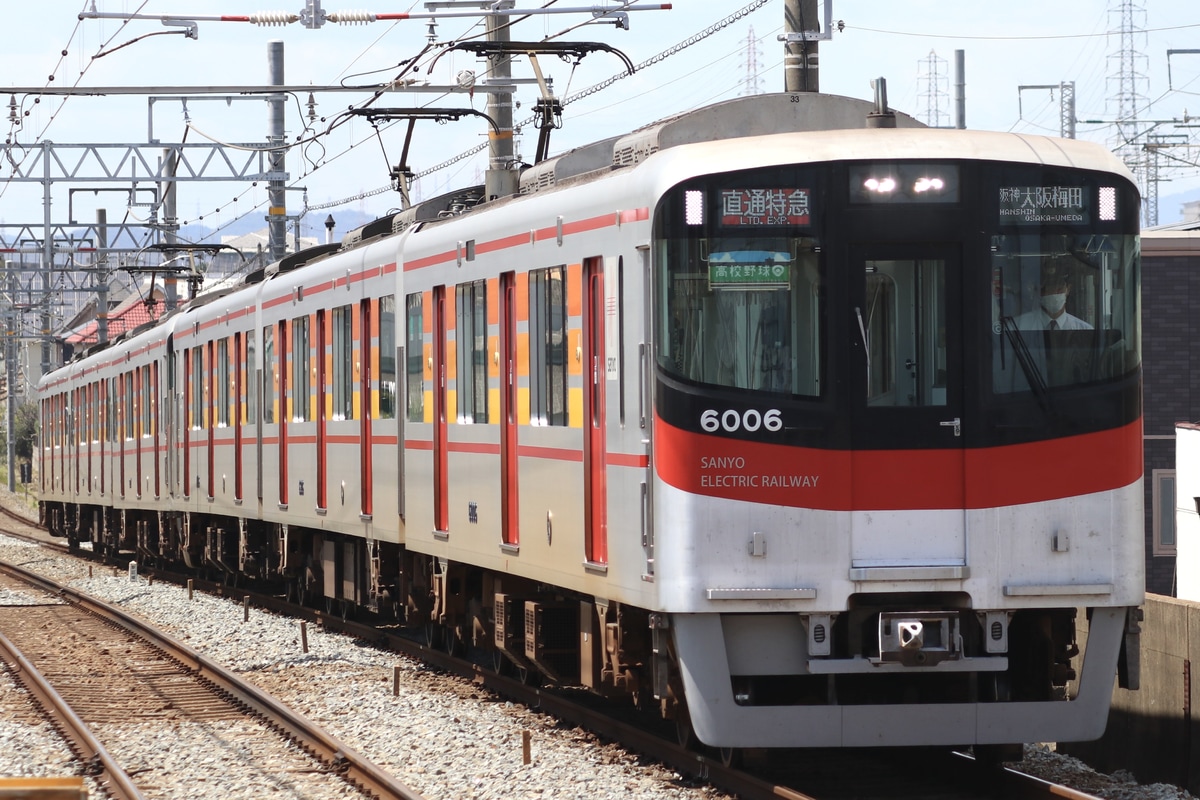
(990, 191, 1141, 397)
(654, 173, 824, 397)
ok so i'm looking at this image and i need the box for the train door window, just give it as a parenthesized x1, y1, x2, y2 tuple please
(404, 293, 422, 422)
(379, 294, 397, 420)
(218, 338, 230, 426)
(863, 258, 947, 407)
(246, 330, 257, 423)
(106, 378, 113, 445)
(611, 256, 625, 425)
(530, 266, 568, 426)
(292, 315, 312, 422)
(142, 365, 152, 435)
(333, 305, 354, 420)
(124, 372, 135, 440)
(455, 281, 488, 424)
(262, 326, 275, 423)
(1152, 469, 1177, 557)
(655, 237, 823, 396)
(190, 346, 204, 429)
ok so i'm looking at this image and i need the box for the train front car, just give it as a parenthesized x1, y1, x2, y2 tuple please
(650, 127, 1143, 749)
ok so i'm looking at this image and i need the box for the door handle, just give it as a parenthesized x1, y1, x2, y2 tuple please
(939, 417, 961, 437)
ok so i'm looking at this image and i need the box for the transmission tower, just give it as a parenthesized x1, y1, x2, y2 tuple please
(742, 26, 763, 96)
(917, 50, 950, 128)
(1106, 0, 1153, 223)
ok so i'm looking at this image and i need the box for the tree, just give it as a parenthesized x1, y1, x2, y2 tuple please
(12, 401, 38, 462)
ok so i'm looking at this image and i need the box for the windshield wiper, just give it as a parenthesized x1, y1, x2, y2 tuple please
(1000, 316, 1054, 415)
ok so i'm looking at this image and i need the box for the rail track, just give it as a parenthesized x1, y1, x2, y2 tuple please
(0, 509, 1106, 800)
(0, 555, 423, 800)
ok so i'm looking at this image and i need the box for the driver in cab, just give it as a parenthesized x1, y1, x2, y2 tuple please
(1016, 261, 1092, 331)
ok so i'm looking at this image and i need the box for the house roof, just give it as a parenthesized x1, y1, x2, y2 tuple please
(66, 285, 166, 344)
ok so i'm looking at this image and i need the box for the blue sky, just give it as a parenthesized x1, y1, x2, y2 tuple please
(2, 0, 1199, 239)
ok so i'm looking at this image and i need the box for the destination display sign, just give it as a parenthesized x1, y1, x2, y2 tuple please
(708, 250, 792, 289)
(999, 185, 1089, 225)
(720, 188, 811, 226)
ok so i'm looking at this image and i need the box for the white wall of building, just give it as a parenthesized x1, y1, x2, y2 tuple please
(1176, 423, 1200, 601)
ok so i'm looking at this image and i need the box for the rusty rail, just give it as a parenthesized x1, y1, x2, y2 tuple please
(0, 559, 425, 800)
(0, 628, 145, 800)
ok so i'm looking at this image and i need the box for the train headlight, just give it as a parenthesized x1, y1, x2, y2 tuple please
(863, 176, 896, 193)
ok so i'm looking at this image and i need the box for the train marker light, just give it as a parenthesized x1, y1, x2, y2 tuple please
(684, 190, 704, 225)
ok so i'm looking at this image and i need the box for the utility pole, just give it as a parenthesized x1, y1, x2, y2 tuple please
(783, 0, 819, 93)
(267, 41, 288, 263)
(161, 150, 180, 311)
(96, 209, 109, 344)
(5, 261, 14, 493)
(485, 1, 519, 200)
(954, 50, 966, 129)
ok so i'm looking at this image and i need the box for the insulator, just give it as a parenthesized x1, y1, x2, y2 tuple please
(248, 11, 299, 26)
(328, 10, 375, 24)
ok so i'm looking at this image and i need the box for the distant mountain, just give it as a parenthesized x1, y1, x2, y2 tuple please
(1156, 188, 1200, 225)
(177, 208, 383, 245)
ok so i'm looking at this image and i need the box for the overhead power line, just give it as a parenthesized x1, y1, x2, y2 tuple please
(307, 0, 771, 209)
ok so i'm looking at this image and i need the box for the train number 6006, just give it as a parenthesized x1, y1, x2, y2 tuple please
(700, 408, 783, 433)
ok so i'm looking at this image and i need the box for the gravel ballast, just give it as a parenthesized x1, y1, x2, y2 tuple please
(0, 533, 1194, 800)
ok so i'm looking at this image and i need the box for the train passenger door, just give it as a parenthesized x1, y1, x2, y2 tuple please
(316, 309, 327, 512)
(582, 258, 608, 565)
(360, 300, 373, 519)
(166, 344, 176, 499)
(153, 361, 161, 498)
(234, 333, 243, 503)
(432, 286, 449, 536)
(849, 243, 966, 569)
(499, 272, 519, 547)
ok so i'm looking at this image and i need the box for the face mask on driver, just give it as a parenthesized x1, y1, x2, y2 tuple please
(1040, 292, 1067, 316)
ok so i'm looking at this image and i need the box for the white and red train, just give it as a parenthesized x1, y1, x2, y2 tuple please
(39, 92, 1144, 752)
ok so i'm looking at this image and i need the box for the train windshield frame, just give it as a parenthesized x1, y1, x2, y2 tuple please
(654, 167, 826, 400)
(988, 173, 1141, 400)
(654, 158, 1140, 448)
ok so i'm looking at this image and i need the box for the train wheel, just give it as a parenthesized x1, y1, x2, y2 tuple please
(718, 747, 742, 769)
(514, 663, 540, 687)
(674, 700, 698, 750)
(443, 624, 465, 656)
(983, 672, 1011, 702)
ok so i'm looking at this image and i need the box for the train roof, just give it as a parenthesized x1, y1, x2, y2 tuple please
(232, 92, 1133, 297)
(517, 92, 925, 194)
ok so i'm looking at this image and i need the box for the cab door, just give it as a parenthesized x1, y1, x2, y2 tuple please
(848, 242, 966, 570)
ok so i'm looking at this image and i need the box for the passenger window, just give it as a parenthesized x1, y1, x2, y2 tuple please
(530, 266, 568, 426)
